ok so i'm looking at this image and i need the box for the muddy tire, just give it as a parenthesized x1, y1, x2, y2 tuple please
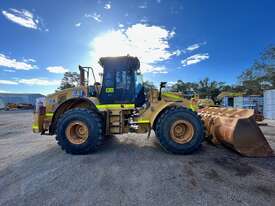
(155, 107, 204, 154)
(56, 108, 103, 154)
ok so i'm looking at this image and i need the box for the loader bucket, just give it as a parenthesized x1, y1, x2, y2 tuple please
(199, 107, 273, 157)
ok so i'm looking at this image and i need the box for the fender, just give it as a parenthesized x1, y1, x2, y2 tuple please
(49, 97, 98, 134)
(139, 100, 190, 129)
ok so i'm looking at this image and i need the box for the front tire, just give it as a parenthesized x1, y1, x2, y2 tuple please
(56, 108, 103, 154)
(155, 107, 204, 154)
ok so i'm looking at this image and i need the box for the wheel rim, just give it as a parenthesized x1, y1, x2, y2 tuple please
(65, 121, 89, 144)
(170, 120, 194, 144)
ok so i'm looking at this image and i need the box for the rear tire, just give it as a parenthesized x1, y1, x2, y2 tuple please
(56, 108, 103, 154)
(155, 107, 204, 154)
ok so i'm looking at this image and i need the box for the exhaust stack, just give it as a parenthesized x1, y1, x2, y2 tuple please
(79, 65, 85, 86)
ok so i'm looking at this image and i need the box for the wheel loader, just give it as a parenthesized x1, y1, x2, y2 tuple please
(32, 56, 273, 156)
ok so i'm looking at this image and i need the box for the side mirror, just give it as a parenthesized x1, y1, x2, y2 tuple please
(158, 81, 167, 100)
(160, 82, 167, 88)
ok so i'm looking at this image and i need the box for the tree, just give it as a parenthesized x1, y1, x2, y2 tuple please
(239, 45, 275, 95)
(221, 84, 245, 93)
(143, 80, 156, 93)
(169, 78, 225, 103)
(58, 72, 80, 91)
(238, 67, 267, 95)
(171, 80, 186, 92)
(253, 45, 275, 89)
(197, 77, 225, 103)
(171, 80, 198, 93)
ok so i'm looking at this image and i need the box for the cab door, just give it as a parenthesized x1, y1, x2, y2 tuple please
(99, 69, 135, 104)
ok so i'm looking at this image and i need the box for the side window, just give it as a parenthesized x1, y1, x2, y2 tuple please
(116, 70, 127, 89)
(135, 72, 143, 94)
(126, 70, 132, 91)
(104, 72, 114, 87)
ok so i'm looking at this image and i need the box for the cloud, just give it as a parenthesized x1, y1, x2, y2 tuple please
(139, 2, 148, 9)
(173, 49, 181, 56)
(118, 24, 124, 28)
(0, 90, 10, 93)
(90, 23, 177, 74)
(85, 13, 102, 22)
(3, 69, 16, 73)
(169, 30, 176, 38)
(168, 81, 177, 84)
(0, 78, 60, 86)
(185, 42, 207, 52)
(149, 66, 168, 74)
(181, 53, 209, 67)
(75, 22, 81, 27)
(104, 2, 111, 9)
(46, 66, 69, 74)
(140, 17, 148, 23)
(17, 78, 60, 86)
(0, 53, 35, 70)
(28, 58, 36, 62)
(2, 9, 41, 29)
(0, 80, 18, 85)
(23, 58, 36, 63)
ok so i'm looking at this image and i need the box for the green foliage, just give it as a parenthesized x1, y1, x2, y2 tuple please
(239, 45, 275, 95)
(197, 78, 225, 102)
(143, 80, 156, 92)
(167, 45, 275, 102)
(171, 78, 225, 103)
(58, 72, 80, 91)
(171, 80, 199, 93)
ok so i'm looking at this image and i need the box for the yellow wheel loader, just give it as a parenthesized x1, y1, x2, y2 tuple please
(32, 56, 273, 156)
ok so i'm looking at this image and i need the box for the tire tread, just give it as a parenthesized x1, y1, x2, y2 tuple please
(55, 108, 103, 154)
(155, 106, 204, 154)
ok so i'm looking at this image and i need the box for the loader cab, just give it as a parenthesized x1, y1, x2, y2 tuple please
(98, 56, 146, 106)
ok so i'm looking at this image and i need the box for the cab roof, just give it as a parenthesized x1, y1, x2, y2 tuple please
(99, 56, 140, 71)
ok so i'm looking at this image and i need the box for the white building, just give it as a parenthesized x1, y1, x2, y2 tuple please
(0, 98, 5, 109)
(264, 89, 275, 120)
(234, 95, 263, 113)
(0, 93, 44, 106)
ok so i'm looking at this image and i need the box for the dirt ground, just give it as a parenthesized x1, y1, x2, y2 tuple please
(0, 110, 275, 206)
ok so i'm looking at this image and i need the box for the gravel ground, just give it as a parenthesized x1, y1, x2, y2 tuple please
(0, 110, 275, 206)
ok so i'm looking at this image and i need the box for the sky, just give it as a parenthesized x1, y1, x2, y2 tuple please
(0, 0, 275, 94)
